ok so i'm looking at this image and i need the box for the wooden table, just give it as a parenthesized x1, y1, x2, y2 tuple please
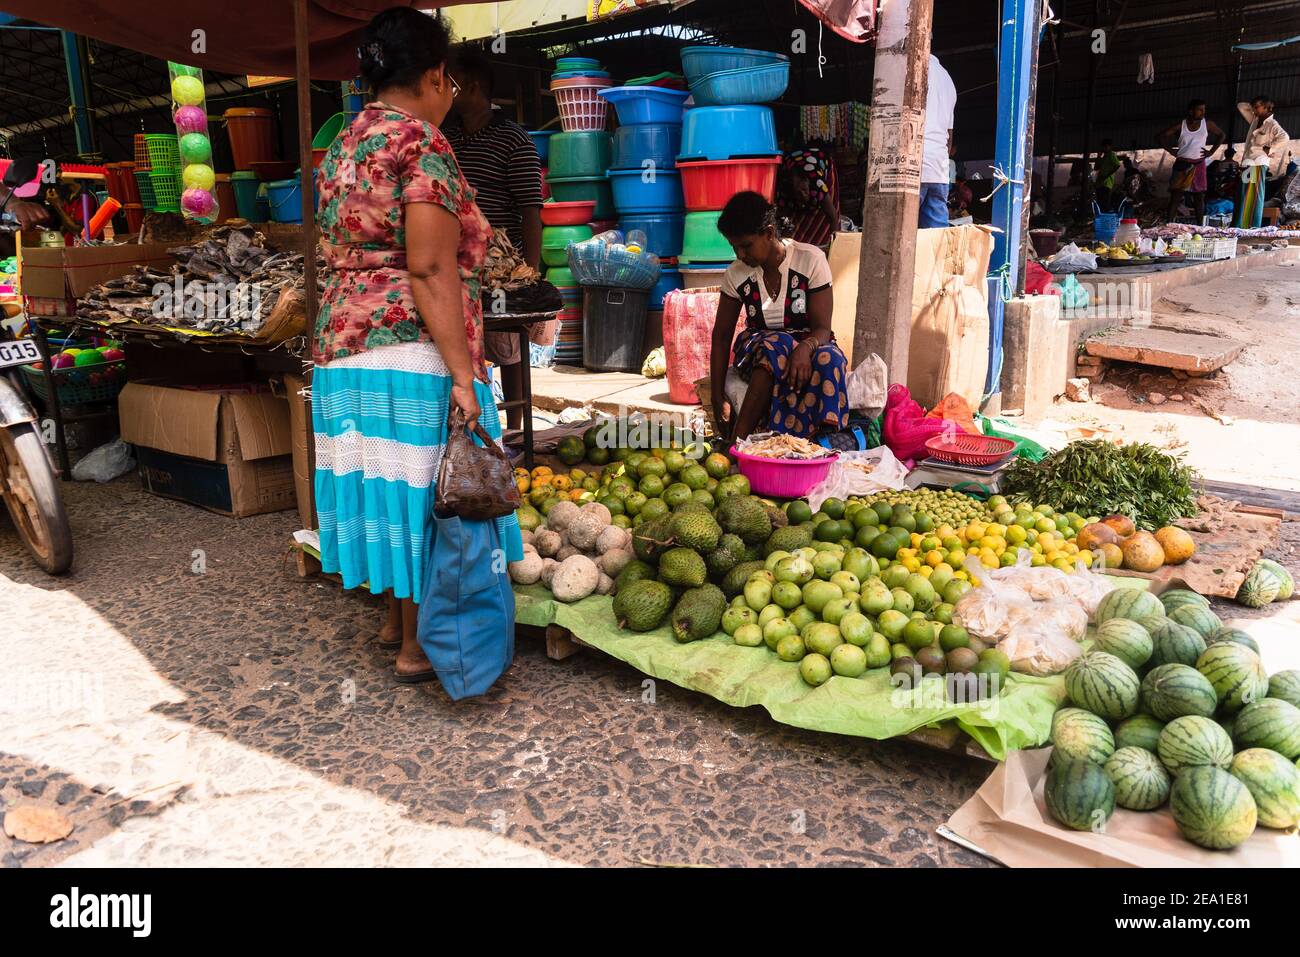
(482, 309, 556, 471)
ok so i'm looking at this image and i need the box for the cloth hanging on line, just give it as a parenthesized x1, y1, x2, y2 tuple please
(1136, 53, 1155, 84)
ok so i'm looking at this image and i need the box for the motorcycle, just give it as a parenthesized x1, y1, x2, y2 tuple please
(0, 160, 74, 574)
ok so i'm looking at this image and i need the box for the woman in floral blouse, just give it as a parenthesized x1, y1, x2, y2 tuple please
(313, 8, 521, 683)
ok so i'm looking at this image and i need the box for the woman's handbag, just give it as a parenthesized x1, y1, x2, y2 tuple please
(434, 407, 521, 520)
(417, 514, 515, 700)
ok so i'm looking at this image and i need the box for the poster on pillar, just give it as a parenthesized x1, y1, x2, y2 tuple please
(867, 106, 924, 193)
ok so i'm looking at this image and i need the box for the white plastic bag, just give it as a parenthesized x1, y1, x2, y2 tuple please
(845, 352, 888, 417)
(953, 556, 1036, 642)
(999, 609, 1085, 676)
(804, 446, 909, 513)
(1045, 242, 1098, 274)
(71, 437, 135, 483)
(1060, 559, 1117, 619)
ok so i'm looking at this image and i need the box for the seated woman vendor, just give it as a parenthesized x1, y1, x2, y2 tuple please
(709, 191, 849, 441)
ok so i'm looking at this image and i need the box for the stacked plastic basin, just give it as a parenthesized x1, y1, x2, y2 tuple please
(548, 56, 615, 220)
(677, 46, 789, 278)
(597, 84, 690, 355)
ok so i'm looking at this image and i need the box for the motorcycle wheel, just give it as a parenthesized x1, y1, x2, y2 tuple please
(0, 422, 73, 574)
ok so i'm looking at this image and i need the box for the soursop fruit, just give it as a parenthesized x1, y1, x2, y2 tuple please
(766, 505, 789, 530)
(721, 560, 767, 598)
(632, 517, 674, 563)
(670, 510, 722, 551)
(717, 495, 773, 544)
(765, 524, 813, 556)
(659, 547, 708, 588)
(614, 580, 674, 632)
(671, 584, 727, 643)
(705, 534, 745, 578)
(615, 559, 657, 593)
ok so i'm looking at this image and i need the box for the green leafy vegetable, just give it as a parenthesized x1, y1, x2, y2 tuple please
(1002, 440, 1198, 530)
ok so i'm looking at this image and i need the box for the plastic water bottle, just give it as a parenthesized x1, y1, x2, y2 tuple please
(1113, 218, 1140, 247)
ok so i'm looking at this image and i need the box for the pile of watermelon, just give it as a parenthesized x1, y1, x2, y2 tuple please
(1236, 559, 1295, 609)
(1046, 585, 1300, 850)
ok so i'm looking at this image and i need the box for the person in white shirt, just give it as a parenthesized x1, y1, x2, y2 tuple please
(708, 191, 847, 440)
(1157, 99, 1225, 223)
(919, 54, 957, 228)
(1236, 95, 1289, 227)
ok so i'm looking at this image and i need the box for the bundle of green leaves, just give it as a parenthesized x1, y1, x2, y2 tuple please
(1002, 439, 1198, 529)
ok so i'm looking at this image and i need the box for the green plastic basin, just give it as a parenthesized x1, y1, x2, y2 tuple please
(546, 175, 615, 220)
(547, 131, 613, 178)
(542, 224, 593, 267)
(679, 210, 734, 263)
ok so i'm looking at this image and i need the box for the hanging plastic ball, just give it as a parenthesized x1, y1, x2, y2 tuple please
(171, 75, 205, 106)
(179, 132, 212, 164)
(174, 105, 208, 135)
(181, 188, 216, 218)
(182, 164, 216, 191)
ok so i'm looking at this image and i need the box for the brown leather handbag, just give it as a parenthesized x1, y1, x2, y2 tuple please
(434, 407, 522, 520)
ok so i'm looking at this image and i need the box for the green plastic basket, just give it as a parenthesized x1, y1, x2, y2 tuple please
(22, 361, 128, 405)
(144, 133, 180, 170)
(149, 169, 182, 212)
(133, 170, 156, 208)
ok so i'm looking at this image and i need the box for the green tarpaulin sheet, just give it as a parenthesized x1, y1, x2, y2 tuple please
(514, 586, 1068, 760)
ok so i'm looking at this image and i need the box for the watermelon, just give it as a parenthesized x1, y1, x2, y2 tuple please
(1218, 714, 1237, 741)
(1157, 715, 1234, 773)
(1093, 619, 1153, 670)
(1140, 663, 1218, 721)
(1255, 558, 1294, 601)
(1232, 698, 1300, 760)
(1065, 651, 1141, 720)
(1104, 746, 1172, 811)
(1159, 588, 1211, 616)
(1045, 759, 1116, 831)
(1167, 604, 1222, 640)
(1268, 670, 1300, 710)
(1147, 620, 1207, 669)
(1237, 562, 1283, 608)
(1095, 587, 1166, 632)
(1051, 707, 1116, 765)
(1229, 748, 1300, 829)
(1207, 627, 1260, 656)
(1115, 714, 1166, 752)
(1170, 766, 1258, 850)
(1196, 642, 1268, 714)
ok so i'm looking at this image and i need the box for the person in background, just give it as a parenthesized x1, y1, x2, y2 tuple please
(312, 8, 522, 682)
(1093, 139, 1122, 211)
(443, 45, 543, 431)
(1236, 94, 1289, 228)
(1158, 99, 1225, 224)
(918, 54, 957, 228)
(708, 191, 848, 441)
(775, 146, 839, 248)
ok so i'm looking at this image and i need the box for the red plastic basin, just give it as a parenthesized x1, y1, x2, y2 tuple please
(677, 157, 781, 211)
(541, 201, 597, 225)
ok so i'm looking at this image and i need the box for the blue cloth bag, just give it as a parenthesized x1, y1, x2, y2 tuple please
(416, 514, 515, 699)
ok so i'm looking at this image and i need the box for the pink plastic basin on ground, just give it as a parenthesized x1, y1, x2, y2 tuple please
(730, 445, 838, 498)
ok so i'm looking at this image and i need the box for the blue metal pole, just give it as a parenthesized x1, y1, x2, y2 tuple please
(986, 0, 1039, 396)
(60, 30, 96, 156)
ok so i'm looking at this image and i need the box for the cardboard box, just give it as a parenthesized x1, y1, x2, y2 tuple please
(20, 242, 176, 300)
(279, 372, 316, 531)
(118, 381, 296, 517)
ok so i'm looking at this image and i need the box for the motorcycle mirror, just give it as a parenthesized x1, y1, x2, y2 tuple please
(2, 158, 43, 198)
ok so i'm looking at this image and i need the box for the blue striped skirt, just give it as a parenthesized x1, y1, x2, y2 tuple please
(313, 341, 524, 602)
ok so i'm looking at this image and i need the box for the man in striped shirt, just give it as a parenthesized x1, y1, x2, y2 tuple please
(446, 47, 544, 428)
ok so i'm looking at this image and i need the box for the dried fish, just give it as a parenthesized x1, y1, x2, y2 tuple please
(736, 432, 835, 459)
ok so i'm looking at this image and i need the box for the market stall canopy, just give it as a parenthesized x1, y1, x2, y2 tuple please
(0, 0, 497, 80)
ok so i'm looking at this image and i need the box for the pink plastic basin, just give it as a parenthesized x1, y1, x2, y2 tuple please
(730, 445, 838, 498)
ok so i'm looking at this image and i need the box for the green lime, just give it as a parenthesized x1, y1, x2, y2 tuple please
(785, 500, 813, 524)
(821, 497, 846, 520)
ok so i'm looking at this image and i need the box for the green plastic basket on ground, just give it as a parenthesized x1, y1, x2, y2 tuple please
(143, 133, 180, 170)
(133, 170, 156, 208)
(149, 169, 182, 212)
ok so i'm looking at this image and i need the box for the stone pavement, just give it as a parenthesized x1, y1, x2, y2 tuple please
(0, 478, 998, 867)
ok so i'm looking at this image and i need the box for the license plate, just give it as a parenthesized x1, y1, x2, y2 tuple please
(0, 339, 42, 370)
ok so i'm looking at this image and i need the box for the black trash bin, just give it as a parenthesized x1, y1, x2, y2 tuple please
(582, 286, 649, 373)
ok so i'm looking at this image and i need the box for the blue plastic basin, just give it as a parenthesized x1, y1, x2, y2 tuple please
(678, 105, 777, 162)
(611, 123, 682, 170)
(608, 168, 684, 214)
(619, 213, 685, 258)
(680, 45, 788, 86)
(528, 130, 557, 163)
(597, 86, 690, 126)
(647, 265, 684, 309)
(689, 61, 790, 107)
